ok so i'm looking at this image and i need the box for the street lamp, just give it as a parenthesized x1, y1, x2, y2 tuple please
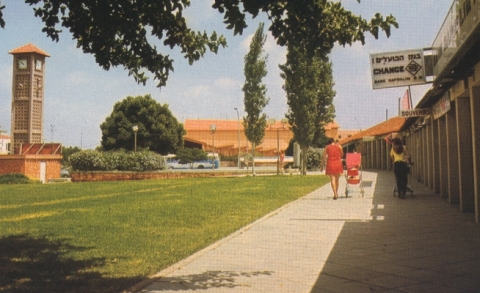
(132, 125, 138, 152)
(210, 124, 216, 170)
(234, 107, 241, 169)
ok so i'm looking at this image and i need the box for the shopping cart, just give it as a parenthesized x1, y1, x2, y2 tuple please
(393, 162, 414, 197)
(344, 152, 364, 197)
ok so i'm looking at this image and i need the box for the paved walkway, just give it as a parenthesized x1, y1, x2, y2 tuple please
(127, 170, 480, 293)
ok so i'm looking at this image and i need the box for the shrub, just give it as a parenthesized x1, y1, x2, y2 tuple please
(0, 173, 36, 184)
(307, 148, 324, 171)
(176, 148, 208, 168)
(70, 150, 166, 172)
(70, 150, 107, 171)
(220, 154, 237, 162)
(123, 151, 166, 171)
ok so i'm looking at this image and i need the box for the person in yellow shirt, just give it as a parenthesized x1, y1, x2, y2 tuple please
(390, 137, 409, 198)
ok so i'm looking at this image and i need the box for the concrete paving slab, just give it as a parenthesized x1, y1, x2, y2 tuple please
(127, 170, 480, 293)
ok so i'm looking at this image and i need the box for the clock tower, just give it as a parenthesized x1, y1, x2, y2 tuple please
(9, 44, 50, 154)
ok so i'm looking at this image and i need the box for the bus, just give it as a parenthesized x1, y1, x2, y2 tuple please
(163, 153, 220, 169)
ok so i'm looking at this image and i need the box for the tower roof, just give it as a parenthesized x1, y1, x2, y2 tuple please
(9, 43, 50, 57)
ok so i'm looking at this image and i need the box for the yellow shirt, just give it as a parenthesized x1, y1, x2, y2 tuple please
(390, 146, 407, 162)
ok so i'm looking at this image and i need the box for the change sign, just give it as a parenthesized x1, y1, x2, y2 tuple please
(370, 49, 427, 89)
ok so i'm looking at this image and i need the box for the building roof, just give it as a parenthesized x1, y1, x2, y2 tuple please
(9, 43, 50, 57)
(339, 116, 405, 146)
(0, 135, 10, 140)
(185, 119, 244, 131)
(336, 129, 361, 141)
(184, 119, 339, 131)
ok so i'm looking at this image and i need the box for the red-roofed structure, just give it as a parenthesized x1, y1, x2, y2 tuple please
(339, 116, 405, 171)
(339, 117, 405, 147)
(9, 43, 50, 57)
(1, 44, 62, 182)
(184, 119, 341, 156)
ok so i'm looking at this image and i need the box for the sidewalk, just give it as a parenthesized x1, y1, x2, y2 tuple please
(128, 170, 480, 293)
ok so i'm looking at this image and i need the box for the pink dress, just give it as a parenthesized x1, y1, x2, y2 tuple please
(325, 144, 343, 175)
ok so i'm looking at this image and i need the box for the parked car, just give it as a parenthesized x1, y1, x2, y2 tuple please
(60, 169, 70, 178)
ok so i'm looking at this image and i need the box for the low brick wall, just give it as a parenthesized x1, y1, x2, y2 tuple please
(70, 171, 245, 182)
(220, 161, 237, 167)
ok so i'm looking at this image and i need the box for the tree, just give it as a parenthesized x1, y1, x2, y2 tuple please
(100, 94, 185, 154)
(242, 22, 268, 175)
(0, 1, 397, 88)
(312, 61, 336, 148)
(61, 145, 81, 166)
(175, 148, 208, 169)
(280, 45, 336, 175)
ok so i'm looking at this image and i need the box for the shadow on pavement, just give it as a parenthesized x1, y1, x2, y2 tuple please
(147, 270, 274, 291)
(310, 170, 480, 293)
(0, 234, 142, 293)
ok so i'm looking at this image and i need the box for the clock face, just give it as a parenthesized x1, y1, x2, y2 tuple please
(18, 59, 27, 70)
(35, 59, 42, 70)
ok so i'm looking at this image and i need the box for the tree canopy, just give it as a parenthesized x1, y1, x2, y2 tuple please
(175, 148, 208, 169)
(0, 1, 397, 88)
(100, 94, 185, 154)
(280, 45, 336, 175)
(243, 22, 268, 146)
(242, 22, 268, 174)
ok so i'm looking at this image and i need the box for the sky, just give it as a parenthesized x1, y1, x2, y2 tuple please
(0, 0, 454, 149)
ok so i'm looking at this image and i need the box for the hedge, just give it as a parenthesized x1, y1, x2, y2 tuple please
(70, 150, 166, 172)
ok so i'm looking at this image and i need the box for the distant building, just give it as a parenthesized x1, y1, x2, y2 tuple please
(9, 43, 49, 153)
(0, 43, 62, 182)
(183, 119, 341, 157)
(0, 134, 10, 154)
(339, 116, 406, 170)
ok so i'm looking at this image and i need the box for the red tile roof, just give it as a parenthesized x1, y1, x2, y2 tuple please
(339, 116, 405, 146)
(9, 43, 50, 57)
(184, 119, 339, 131)
(185, 119, 244, 131)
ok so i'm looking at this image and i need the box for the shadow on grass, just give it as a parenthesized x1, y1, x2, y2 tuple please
(145, 270, 275, 291)
(0, 234, 142, 293)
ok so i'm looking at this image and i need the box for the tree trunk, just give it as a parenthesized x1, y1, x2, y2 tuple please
(301, 145, 308, 175)
(251, 142, 256, 176)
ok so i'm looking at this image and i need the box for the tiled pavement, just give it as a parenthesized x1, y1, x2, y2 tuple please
(127, 170, 480, 293)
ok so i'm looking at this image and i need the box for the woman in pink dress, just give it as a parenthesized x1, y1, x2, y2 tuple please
(320, 138, 344, 200)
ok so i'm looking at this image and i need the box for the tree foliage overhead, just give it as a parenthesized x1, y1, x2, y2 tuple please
(100, 94, 185, 154)
(9, 0, 227, 88)
(280, 44, 335, 175)
(0, 0, 397, 88)
(213, 0, 397, 56)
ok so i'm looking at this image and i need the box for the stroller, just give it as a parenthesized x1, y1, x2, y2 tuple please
(344, 152, 364, 197)
(393, 161, 414, 197)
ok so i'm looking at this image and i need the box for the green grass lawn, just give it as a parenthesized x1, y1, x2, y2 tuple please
(0, 175, 328, 293)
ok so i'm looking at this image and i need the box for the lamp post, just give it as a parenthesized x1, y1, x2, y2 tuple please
(132, 125, 138, 152)
(49, 124, 56, 142)
(234, 107, 241, 169)
(210, 124, 216, 170)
